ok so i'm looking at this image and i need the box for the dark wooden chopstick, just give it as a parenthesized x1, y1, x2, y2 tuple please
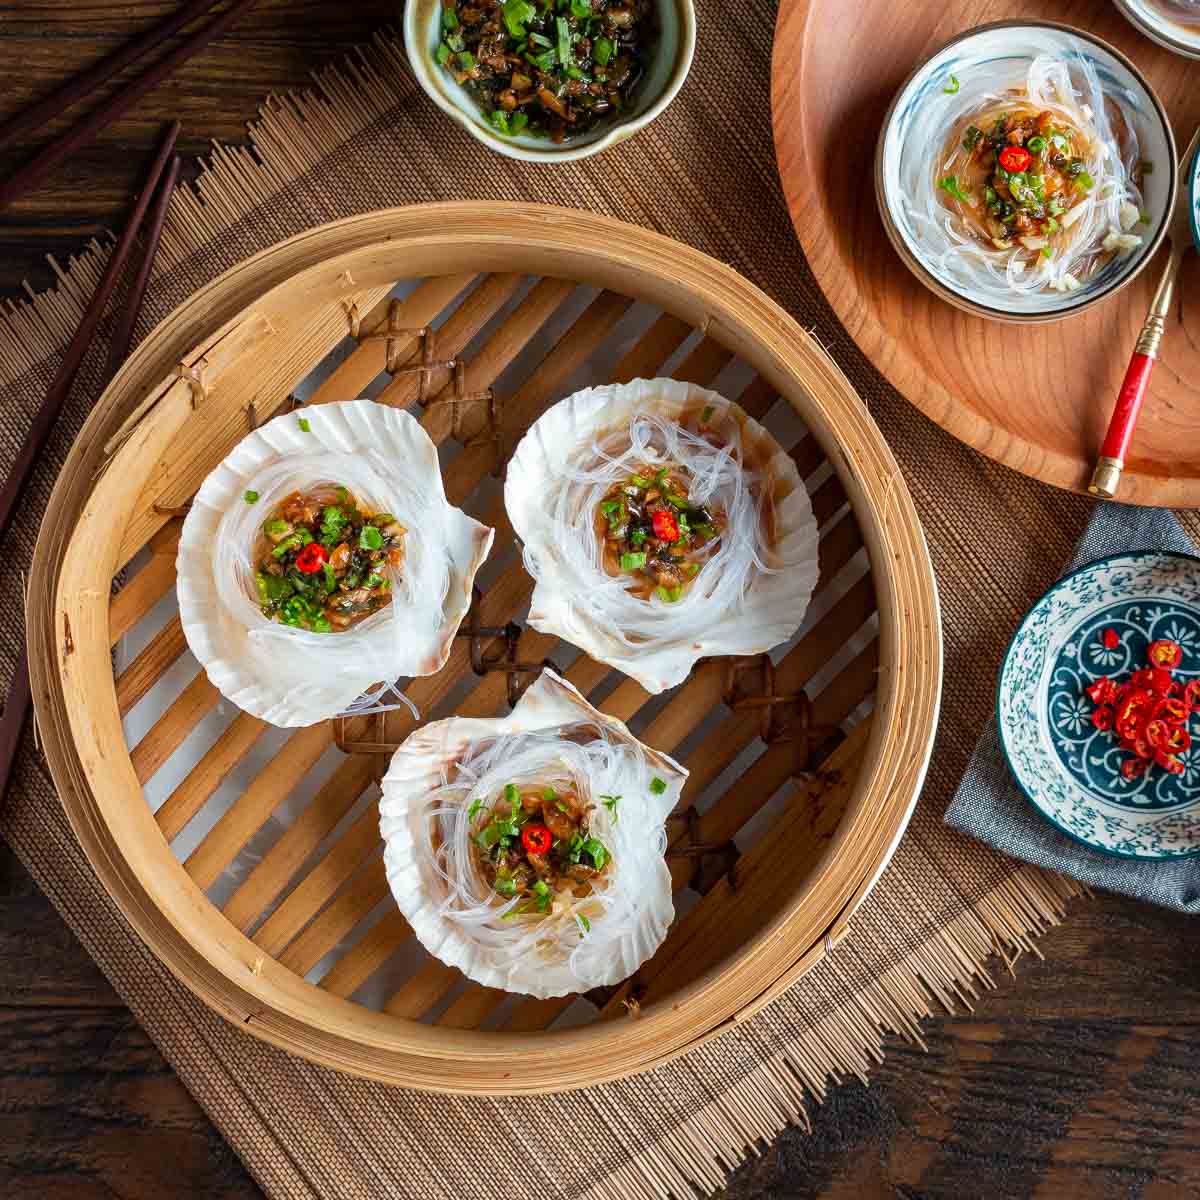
(0, 0, 256, 212)
(0, 0, 223, 152)
(0, 120, 179, 545)
(105, 155, 182, 385)
(0, 124, 181, 800)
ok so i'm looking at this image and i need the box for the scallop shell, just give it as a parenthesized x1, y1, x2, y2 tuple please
(504, 378, 819, 693)
(378, 668, 685, 998)
(176, 400, 494, 727)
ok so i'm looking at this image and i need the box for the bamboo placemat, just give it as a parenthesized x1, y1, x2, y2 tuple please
(0, 0, 1146, 1194)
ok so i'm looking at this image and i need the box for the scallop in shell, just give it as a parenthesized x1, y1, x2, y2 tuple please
(378, 668, 685, 999)
(503, 378, 819, 693)
(176, 399, 494, 727)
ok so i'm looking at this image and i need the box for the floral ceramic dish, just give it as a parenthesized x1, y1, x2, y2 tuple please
(999, 550, 1200, 858)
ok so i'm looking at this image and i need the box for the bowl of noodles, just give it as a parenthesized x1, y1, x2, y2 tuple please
(875, 21, 1176, 322)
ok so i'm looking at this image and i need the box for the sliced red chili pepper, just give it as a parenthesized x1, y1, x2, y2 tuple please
(1090, 706, 1115, 731)
(1148, 668, 1175, 696)
(651, 508, 679, 543)
(1085, 677, 1117, 706)
(1154, 696, 1189, 725)
(1120, 757, 1149, 781)
(998, 145, 1031, 172)
(1156, 752, 1186, 776)
(1144, 718, 1171, 751)
(521, 824, 552, 855)
(1101, 627, 1121, 650)
(295, 541, 328, 574)
(1185, 679, 1200, 711)
(1147, 639, 1184, 669)
(1164, 725, 1191, 753)
(1115, 688, 1153, 732)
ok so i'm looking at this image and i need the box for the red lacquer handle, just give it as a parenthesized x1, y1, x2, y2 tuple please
(1101, 352, 1156, 462)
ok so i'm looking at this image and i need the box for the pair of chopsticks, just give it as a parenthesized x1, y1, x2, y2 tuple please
(0, 122, 184, 799)
(0, 0, 256, 211)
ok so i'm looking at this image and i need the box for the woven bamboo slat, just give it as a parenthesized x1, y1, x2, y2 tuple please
(30, 203, 942, 1094)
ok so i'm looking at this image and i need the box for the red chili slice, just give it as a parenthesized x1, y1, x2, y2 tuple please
(1164, 725, 1191, 753)
(998, 145, 1031, 172)
(1147, 639, 1183, 669)
(521, 824, 552, 855)
(1115, 688, 1153, 733)
(1145, 718, 1171, 751)
(1085, 677, 1117, 706)
(1185, 679, 1200, 710)
(1156, 752, 1186, 776)
(1154, 696, 1189, 725)
(1101, 627, 1121, 650)
(651, 508, 679, 543)
(295, 541, 328, 574)
(1120, 757, 1149, 781)
(1090, 706, 1115, 731)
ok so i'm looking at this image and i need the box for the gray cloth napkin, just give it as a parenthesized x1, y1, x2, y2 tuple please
(946, 501, 1200, 913)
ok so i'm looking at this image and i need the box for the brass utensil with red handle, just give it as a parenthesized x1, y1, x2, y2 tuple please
(1089, 124, 1200, 498)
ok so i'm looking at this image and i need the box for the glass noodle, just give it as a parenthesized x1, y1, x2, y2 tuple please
(529, 408, 790, 651)
(901, 53, 1145, 298)
(212, 450, 450, 713)
(418, 726, 674, 992)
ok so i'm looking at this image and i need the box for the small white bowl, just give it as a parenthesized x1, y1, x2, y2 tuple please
(876, 21, 1177, 323)
(404, 0, 695, 163)
(1114, 0, 1200, 60)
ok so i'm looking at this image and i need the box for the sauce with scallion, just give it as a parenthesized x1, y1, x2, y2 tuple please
(595, 463, 724, 602)
(253, 487, 404, 632)
(435, 0, 656, 143)
(470, 782, 614, 914)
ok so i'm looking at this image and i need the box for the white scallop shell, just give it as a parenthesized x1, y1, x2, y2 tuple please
(176, 400, 493, 727)
(378, 668, 685, 998)
(504, 378, 819, 693)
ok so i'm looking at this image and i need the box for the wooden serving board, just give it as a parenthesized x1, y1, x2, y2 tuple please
(773, 0, 1200, 507)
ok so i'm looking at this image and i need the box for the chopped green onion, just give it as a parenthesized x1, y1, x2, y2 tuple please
(619, 551, 647, 571)
(244, 490, 259, 503)
(628, 474, 650, 488)
(458, 50, 476, 70)
(1049, 132, 1070, 152)
(436, 42, 452, 65)
(263, 518, 290, 537)
(322, 563, 338, 593)
(665, 492, 689, 508)
(509, 111, 529, 135)
(489, 110, 511, 134)
(629, 528, 647, 547)
(577, 913, 591, 933)
(565, 65, 587, 80)
(937, 175, 971, 203)
(650, 776, 667, 795)
(655, 585, 682, 603)
(600, 794, 620, 821)
(1073, 171, 1094, 193)
(468, 798, 484, 822)
(502, 0, 536, 37)
(556, 15, 571, 65)
(495, 876, 517, 897)
(503, 782, 519, 807)
(1040, 247, 1053, 258)
(701, 404, 715, 422)
(593, 35, 614, 66)
(358, 525, 384, 550)
(1139, 211, 1151, 225)
(1026, 135, 1047, 154)
(570, 0, 591, 15)
(441, 5, 459, 30)
(298, 417, 311, 432)
(528, 30, 553, 46)
(943, 74, 960, 94)
(582, 837, 608, 870)
(962, 125, 982, 151)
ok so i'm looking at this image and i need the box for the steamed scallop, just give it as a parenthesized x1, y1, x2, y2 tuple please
(378, 669, 684, 999)
(176, 399, 494, 727)
(503, 378, 819, 694)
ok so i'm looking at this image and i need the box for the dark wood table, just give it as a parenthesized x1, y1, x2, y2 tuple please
(3, 4, 1200, 1197)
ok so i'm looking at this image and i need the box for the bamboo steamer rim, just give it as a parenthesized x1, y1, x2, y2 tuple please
(29, 203, 942, 1094)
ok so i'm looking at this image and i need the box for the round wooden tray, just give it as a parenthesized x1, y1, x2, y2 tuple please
(29, 203, 941, 1094)
(773, 0, 1200, 507)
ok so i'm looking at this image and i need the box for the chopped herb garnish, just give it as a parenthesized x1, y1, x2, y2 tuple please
(468, 798, 484, 822)
(655, 584, 682, 602)
(593, 35, 614, 66)
(650, 776, 667, 795)
(358, 525, 384, 550)
(937, 175, 971, 203)
(962, 125, 982, 151)
(943, 73, 960, 94)
(297, 417, 311, 432)
(620, 551, 647, 571)
(600, 794, 620, 821)
(577, 913, 591, 933)
(503, 782, 519, 807)
(244, 490, 259, 503)
(441, 4, 459, 30)
(701, 404, 715, 423)
(1026, 135, 1047, 154)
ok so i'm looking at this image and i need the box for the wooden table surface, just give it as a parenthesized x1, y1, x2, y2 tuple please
(3, 4, 1200, 1197)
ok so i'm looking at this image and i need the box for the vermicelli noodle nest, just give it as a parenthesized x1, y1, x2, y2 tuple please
(379, 669, 685, 998)
(177, 400, 494, 727)
(899, 49, 1146, 301)
(504, 378, 819, 694)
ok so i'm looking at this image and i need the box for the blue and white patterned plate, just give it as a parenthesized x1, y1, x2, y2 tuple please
(998, 550, 1200, 858)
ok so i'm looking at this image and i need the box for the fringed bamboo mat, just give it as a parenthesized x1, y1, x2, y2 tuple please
(0, 1, 1114, 1195)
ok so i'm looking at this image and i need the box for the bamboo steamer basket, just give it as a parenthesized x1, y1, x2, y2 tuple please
(29, 203, 941, 1094)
